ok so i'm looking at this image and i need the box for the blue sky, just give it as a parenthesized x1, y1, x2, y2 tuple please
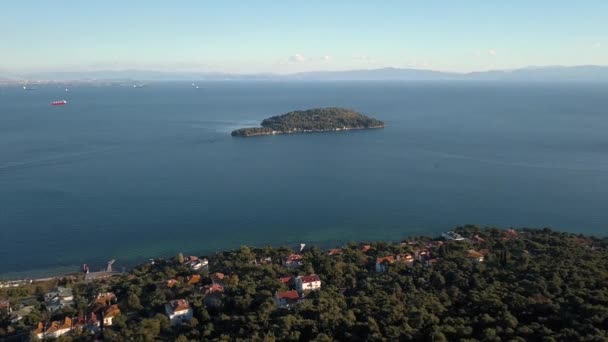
(1, 1, 606, 73)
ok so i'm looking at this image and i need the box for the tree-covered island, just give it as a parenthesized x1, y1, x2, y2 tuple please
(231, 108, 385, 137)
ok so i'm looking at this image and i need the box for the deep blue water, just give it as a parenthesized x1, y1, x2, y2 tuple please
(1, 81, 607, 278)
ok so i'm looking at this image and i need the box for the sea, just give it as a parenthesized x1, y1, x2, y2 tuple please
(1, 81, 607, 278)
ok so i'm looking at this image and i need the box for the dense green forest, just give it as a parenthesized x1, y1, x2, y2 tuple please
(231, 108, 384, 136)
(1, 226, 607, 341)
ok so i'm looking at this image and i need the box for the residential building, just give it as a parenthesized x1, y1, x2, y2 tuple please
(202, 283, 224, 295)
(275, 290, 300, 308)
(45, 287, 74, 312)
(467, 250, 485, 263)
(165, 299, 193, 326)
(442, 231, 465, 241)
(375, 256, 395, 272)
(35, 317, 73, 339)
(103, 304, 121, 326)
(93, 292, 117, 306)
(295, 275, 321, 293)
(283, 254, 303, 268)
(9, 305, 34, 323)
(187, 274, 201, 285)
(396, 253, 415, 266)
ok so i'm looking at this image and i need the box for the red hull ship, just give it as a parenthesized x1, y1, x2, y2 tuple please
(51, 100, 67, 106)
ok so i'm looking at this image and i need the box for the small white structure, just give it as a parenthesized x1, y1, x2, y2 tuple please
(442, 231, 464, 241)
(295, 274, 321, 293)
(165, 299, 193, 326)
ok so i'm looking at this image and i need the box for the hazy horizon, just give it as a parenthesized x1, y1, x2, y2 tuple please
(2, 1, 606, 74)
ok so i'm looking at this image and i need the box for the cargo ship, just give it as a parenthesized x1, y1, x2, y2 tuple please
(51, 100, 67, 106)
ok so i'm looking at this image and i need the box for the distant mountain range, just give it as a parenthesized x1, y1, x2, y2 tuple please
(2, 65, 608, 82)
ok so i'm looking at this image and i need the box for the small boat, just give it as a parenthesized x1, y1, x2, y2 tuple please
(51, 100, 67, 106)
(23, 85, 36, 90)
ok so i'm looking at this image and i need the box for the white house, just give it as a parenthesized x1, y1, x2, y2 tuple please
(295, 274, 321, 293)
(35, 317, 73, 339)
(165, 299, 193, 326)
(442, 231, 464, 241)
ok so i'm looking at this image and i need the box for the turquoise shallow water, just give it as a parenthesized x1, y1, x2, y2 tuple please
(1, 81, 608, 278)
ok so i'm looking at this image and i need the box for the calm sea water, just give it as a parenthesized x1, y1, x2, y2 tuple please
(1, 81, 607, 278)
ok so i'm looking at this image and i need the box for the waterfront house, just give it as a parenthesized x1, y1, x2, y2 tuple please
(275, 290, 300, 308)
(186, 256, 208, 271)
(375, 256, 395, 272)
(165, 299, 193, 326)
(295, 275, 321, 293)
(442, 231, 465, 241)
(328, 248, 343, 256)
(283, 254, 304, 268)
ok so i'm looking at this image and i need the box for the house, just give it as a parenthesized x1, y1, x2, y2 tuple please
(202, 283, 224, 295)
(186, 256, 208, 271)
(396, 253, 415, 266)
(211, 272, 225, 283)
(442, 231, 464, 241)
(36, 317, 73, 339)
(415, 249, 431, 262)
(166, 279, 179, 288)
(93, 292, 117, 306)
(187, 274, 201, 285)
(278, 275, 294, 286)
(283, 254, 303, 268)
(360, 244, 372, 253)
(375, 256, 395, 272)
(165, 299, 193, 326)
(472, 234, 486, 243)
(9, 305, 34, 323)
(0, 299, 9, 311)
(295, 275, 321, 293)
(467, 250, 485, 263)
(328, 248, 343, 256)
(103, 304, 121, 326)
(45, 287, 74, 312)
(275, 290, 300, 308)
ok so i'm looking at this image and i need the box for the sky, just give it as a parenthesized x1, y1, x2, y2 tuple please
(1, 1, 607, 74)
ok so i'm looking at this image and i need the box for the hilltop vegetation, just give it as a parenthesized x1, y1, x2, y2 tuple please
(231, 108, 384, 136)
(1, 227, 607, 341)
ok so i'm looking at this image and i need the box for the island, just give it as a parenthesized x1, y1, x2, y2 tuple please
(231, 107, 385, 137)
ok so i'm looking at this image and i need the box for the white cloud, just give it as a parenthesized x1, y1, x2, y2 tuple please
(288, 53, 307, 63)
(487, 49, 497, 56)
(322, 55, 332, 61)
(593, 42, 602, 48)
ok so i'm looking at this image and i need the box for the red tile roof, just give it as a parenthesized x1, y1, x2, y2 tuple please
(105, 304, 121, 318)
(279, 275, 293, 284)
(376, 256, 395, 264)
(203, 284, 224, 294)
(299, 274, 321, 283)
(276, 290, 299, 300)
(285, 254, 303, 263)
(170, 299, 190, 312)
(187, 274, 201, 284)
